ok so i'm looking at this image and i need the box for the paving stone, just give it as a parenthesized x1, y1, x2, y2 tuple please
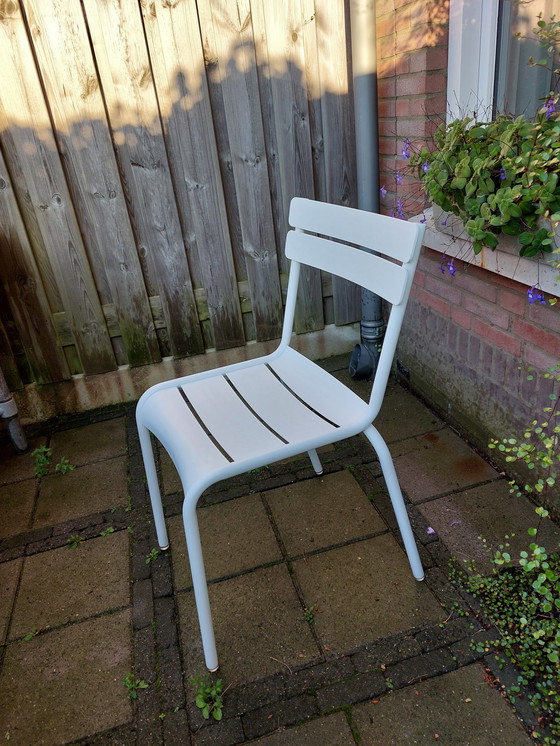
(167, 494, 282, 589)
(266, 471, 387, 557)
(283, 657, 355, 698)
(419, 480, 560, 573)
(350, 635, 422, 673)
(160, 449, 183, 495)
(386, 648, 457, 689)
(0, 479, 36, 539)
(293, 534, 445, 653)
(0, 558, 21, 644)
(250, 711, 355, 744)
(134, 625, 157, 685)
(158, 644, 186, 711)
(50, 417, 127, 466)
(352, 664, 533, 745)
(154, 596, 179, 649)
(0, 437, 45, 485)
(133, 578, 154, 630)
(0, 610, 132, 746)
(177, 565, 319, 686)
(191, 716, 243, 746)
(163, 709, 193, 745)
(316, 670, 387, 712)
(375, 381, 445, 443)
(225, 676, 286, 718)
(242, 694, 318, 741)
(33, 457, 129, 529)
(415, 616, 480, 652)
(390, 427, 499, 503)
(10, 532, 130, 639)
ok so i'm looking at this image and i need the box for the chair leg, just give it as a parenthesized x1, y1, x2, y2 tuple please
(308, 448, 323, 475)
(364, 425, 424, 581)
(137, 423, 169, 550)
(183, 495, 219, 672)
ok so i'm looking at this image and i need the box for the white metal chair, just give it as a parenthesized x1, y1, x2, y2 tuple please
(136, 198, 426, 671)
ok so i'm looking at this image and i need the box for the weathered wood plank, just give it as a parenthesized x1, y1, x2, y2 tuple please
(0, 148, 70, 383)
(0, 317, 22, 392)
(81, 0, 204, 358)
(140, 0, 245, 350)
(315, 0, 360, 325)
(198, 0, 283, 342)
(252, 0, 323, 334)
(0, 2, 116, 375)
(23, 0, 161, 368)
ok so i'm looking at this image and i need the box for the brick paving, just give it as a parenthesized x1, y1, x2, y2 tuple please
(0, 357, 557, 744)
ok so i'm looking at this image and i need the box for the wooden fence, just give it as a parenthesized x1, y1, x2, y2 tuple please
(0, 0, 359, 391)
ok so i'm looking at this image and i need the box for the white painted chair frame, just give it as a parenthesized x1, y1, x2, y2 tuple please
(136, 198, 426, 672)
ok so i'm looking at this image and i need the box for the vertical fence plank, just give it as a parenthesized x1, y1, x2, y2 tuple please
(140, 0, 245, 350)
(0, 2, 116, 375)
(316, 0, 360, 325)
(199, 0, 283, 342)
(252, 0, 323, 334)
(81, 0, 204, 358)
(23, 0, 161, 368)
(0, 148, 70, 383)
(0, 317, 22, 392)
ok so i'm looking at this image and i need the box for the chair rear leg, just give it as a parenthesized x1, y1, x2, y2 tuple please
(183, 495, 219, 672)
(364, 425, 424, 581)
(137, 423, 169, 550)
(307, 449, 323, 475)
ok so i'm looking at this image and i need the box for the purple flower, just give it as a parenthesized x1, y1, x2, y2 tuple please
(401, 139, 411, 160)
(380, 185, 387, 199)
(396, 198, 406, 220)
(420, 216, 427, 224)
(499, 166, 507, 180)
(545, 97, 556, 119)
(422, 161, 430, 173)
(447, 258, 457, 276)
(441, 216, 448, 227)
(426, 527, 436, 536)
(395, 171, 403, 185)
(439, 254, 456, 276)
(527, 285, 546, 304)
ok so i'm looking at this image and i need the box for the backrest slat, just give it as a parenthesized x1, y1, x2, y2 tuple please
(288, 197, 424, 263)
(285, 231, 409, 305)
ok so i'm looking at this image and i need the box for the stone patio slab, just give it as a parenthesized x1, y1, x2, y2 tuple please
(266, 471, 387, 557)
(167, 494, 282, 588)
(50, 417, 127, 466)
(0, 559, 21, 645)
(390, 427, 498, 503)
(10, 532, 130, 639)
(0, 438, 45, 486)
(293, 534, 444, 652)
(419, 480, 560, 572)
(0, 479, 35, 539)
(352, 663, 532, 745)
(33, 456, 128, 528)
(177, 564, 318, 685)
(252, 711, 355, 744)
(0, 609, 132, 746)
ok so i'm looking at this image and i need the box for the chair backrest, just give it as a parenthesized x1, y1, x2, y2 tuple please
(283, 198, 425, 419)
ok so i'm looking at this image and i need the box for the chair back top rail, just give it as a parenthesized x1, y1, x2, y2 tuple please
(288, 197, 424, 263)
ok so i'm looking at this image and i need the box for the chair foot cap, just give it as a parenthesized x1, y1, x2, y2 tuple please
(208, 665, 219, 673)
(415, 575, 425, 582)
(315, 470, 324, 476)
(159, 544, 170, 551)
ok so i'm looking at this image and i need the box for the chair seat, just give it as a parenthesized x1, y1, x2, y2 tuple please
(140, 347, 369, 493)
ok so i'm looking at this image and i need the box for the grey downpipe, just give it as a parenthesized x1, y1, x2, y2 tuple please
(349, 0, 384, 381)
(0, 366, 27, 452)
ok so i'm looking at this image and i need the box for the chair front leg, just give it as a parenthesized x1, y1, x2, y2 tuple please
(308, 448, 323, 475)
(182, 495, 219, 672)
(363, 425, 424, 581)
(137, 422, 169, 550)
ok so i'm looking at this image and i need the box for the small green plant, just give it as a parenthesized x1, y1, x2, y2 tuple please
(67, 535, 83, 549)
(55, 456, 76, 475)
(122, 672, 149, 700)
(190, 674, 224, 721)
(23, 627, 39, 641)
(145, 548, 159, 564)
(31, 445, 52, 477)
(303, 605, 317, 624)
(100, 526, 115, 537)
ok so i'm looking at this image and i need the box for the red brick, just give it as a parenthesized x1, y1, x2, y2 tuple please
(411, 285, 451, 317)
(452, 306, 472, 330)
(425, 273, 461, 304)
(396, 72, 447, 97)
(378, 78, 396, 98)
(409, 46, 449, 73)
(512, 318, 560, 357)
(378, 100, 396, 118)
(412, 269, 426, 288)
(377, 15, 395, 38)
(376, 0, 396, 14)
(411, 2, 450, 28)
(527, 302, 560, 334)
(379, 138, 397, 156)
(454, 270, 497, 302)
(396, 118, 439, 139)
(524, 344, 560, 371)
(396, 99, 410, 117)
(499, 289, 525, 317)
(472, 319, 522, 357)
(395, 8, 411, 32)
(464, 295, 509, 329)
(379, 36, 395, 59)
(408, 95, 447, 118)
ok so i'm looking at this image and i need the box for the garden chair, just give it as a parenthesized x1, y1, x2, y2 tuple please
(136, 197, 426, 671)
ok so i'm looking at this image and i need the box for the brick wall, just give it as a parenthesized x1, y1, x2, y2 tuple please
(374, 1, 560, 490)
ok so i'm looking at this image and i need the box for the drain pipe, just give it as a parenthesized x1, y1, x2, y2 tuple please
(348, 0, 384, 381)
(0, 366, 27, 452)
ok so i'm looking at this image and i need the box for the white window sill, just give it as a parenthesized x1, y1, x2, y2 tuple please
(411, 208, 560, 299)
